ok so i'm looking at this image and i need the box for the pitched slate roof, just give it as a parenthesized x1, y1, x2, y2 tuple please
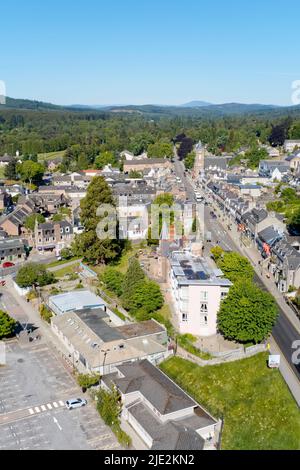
(111, 359, 197, 415)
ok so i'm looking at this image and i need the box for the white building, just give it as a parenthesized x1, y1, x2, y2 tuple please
(170, 252, 232, 337)
(284, 140, 300, 153)
(48, 290, 107, 316)
(118, 202, 149, 240)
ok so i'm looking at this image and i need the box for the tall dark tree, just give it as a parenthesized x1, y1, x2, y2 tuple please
(178, 137, 194, 160)
(268, 119, 291, 147)
(121, 258, 145, 310)
(4, 158, 17, 180)
(72, 176, 124, 264)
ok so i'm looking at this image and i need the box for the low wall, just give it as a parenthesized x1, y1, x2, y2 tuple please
(177, 343, 267, 367)
(12, 280, 31, 297)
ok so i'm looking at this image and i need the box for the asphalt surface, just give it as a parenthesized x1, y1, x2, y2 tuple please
(0, 288, 121, 450)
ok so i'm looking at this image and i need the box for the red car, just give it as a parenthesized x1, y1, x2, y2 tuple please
(2, 262, 15, 268)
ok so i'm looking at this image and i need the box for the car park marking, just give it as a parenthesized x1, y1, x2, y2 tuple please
(0, 401, 66, 426)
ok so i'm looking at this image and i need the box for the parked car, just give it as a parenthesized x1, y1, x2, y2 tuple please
(2, 262, 15, 268)
(65, 398, 87, 410)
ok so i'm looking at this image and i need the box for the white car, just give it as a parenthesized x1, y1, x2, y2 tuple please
(65, 398, 87, 410)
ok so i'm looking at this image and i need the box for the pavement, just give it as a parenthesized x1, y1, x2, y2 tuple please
(0, 281, 121, 450)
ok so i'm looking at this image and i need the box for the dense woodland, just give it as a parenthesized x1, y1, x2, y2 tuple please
(1, 103, 300, 172)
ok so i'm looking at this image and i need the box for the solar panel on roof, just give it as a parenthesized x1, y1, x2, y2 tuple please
(196, 271, 209, 280)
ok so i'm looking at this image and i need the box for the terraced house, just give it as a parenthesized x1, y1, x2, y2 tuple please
(34, 220, 73, 252)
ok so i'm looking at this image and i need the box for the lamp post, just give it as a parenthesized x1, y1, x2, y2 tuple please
(101, 348, 110, 376)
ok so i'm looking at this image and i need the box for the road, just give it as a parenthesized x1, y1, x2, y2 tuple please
(173, 149, 196, 201)
(192, 181, 300, 385)
(0, 253, 57, 278)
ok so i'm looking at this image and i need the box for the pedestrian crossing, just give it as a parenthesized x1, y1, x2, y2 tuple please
(28, 401, 65, 416)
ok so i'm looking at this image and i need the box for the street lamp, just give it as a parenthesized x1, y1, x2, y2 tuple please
(101, 348, 110, 376)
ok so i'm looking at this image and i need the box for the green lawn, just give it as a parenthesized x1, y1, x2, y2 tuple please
(160, 354, 300, 450)
(47, 257, 81, 268)
(54, 262, 80, 278)
(38, 150, 66, 162)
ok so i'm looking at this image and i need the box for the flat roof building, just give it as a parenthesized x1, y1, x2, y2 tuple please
(48, 290, 106, 316)
(51, 307, 169, 374)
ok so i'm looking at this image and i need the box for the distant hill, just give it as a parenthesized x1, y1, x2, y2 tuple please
(0, 96, 64, 110)
(180, 100, 212, 107)
(1, 96, 300, 119)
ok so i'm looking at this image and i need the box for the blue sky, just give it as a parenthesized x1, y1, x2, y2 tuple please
(1, 0, 300, 105)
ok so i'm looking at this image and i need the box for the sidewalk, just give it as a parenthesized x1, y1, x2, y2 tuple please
(270, 337, 300, 407)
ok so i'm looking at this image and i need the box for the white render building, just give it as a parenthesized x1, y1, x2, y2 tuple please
(170, 252, 232, 337)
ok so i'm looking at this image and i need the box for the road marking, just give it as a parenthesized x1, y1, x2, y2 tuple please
(46, 404, 52, 410)
(28, 409, 34, 415)
(53, 417, 62, 431)
(34, 407, 41, 413)
(59, 401, 64, 407)
(41, 405, 46, 412)
(53, 402, 58, 408)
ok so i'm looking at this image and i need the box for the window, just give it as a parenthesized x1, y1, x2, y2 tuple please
(200, 303, 208, 313)
(221, 291, 228, 300)
(200, 291, 208, 301)
(182, 313, 188, 322)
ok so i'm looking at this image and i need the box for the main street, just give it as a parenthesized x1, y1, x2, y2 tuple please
(190, 178, 300, 390)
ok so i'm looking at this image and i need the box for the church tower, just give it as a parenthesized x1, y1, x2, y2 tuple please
(192, 141, 205, 180)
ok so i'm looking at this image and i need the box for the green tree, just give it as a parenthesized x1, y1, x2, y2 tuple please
(128, 170, 143, 179)
(184, 151, 196, 170)
(101, 267, 125, 297)
(16, 263, 55, 288)
(60, 247, 74, 260)
(147, 140, 173, 158)
(4, 158, 17, 180)
(128, 280, 164, 319)
(95, 151, 116, 169)
(218, 280, 278, 343)
(77, 373, 100, 390)
(96, 387, 121, 427)
(244, 146, 268, 169)
(217, 252, 254, 283)
(24, 213, 45, 232)
(210, 246, 224, 262)
(0, 310, 17, 339)
(72, 176, 124, 264)
(17, 160, 44, 185)
(121, 258, 145, 309)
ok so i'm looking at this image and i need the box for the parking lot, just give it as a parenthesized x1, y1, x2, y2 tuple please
(0, 341, 121, 450)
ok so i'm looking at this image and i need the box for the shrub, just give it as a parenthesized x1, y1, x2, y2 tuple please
(77, 373, 100, 390)
(39, 304, 52, 324)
